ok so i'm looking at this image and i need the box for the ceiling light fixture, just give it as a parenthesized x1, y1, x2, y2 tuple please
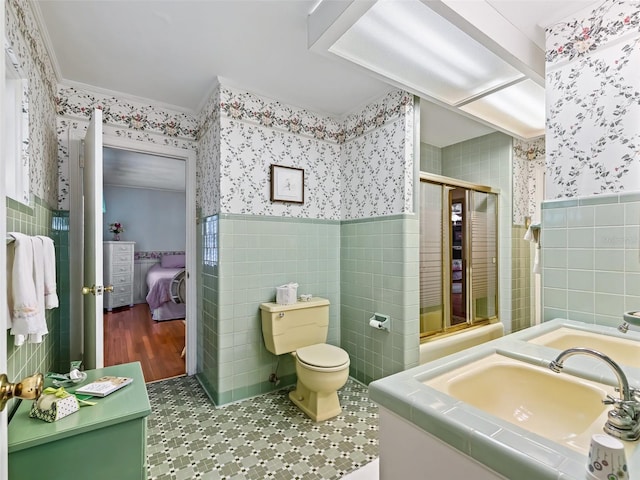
(310, 0, 546, 140)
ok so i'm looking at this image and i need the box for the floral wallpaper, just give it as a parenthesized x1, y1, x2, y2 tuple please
(197, 85, 221, 217)
(512, 138, 546, 225)
(56, 85, 198, 210)
(545, 0, 640, 199)
(6, 0, 59, 208)
(341, 90, 414, 220)
(206, 85, 413, 221)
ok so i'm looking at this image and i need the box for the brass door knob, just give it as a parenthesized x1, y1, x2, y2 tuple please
(82, 285, 96, 295)
(81, 285, 104, 295)
(0, 372, 44, 411)
(104, 285, 114, 293)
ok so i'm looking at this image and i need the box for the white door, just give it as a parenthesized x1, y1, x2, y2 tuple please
(82, 109, 104, 370)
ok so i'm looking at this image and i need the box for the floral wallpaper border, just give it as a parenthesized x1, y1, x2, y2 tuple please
(218, 87, 410, 145)
(134, 251, 185, 260)
(546, 0, 639, 66)
(56, 85, 199, 141)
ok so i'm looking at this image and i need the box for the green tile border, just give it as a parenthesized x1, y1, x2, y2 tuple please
(541, 199, 579, 209)
(543, 191, 640, 209)
(340, 213, 417, 225)
(219, 213, 340, 225)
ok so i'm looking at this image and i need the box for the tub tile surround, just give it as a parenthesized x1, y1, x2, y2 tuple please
(369, 318, 640, 480)
(541, 192, 640, 325)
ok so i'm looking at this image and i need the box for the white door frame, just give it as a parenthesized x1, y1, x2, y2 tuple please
(0, 2, 9, 475)
(69, 131, 197, 375)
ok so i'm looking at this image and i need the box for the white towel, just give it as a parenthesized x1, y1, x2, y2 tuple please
(523, 225, 541, 274)
(37, 235, 59, 309)
(7, 233, 38, 346)
(29, 236, 48, 343)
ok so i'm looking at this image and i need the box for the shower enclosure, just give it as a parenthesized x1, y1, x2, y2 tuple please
(419, 174, 499, 339)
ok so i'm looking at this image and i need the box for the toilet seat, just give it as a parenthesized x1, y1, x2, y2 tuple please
(296, 344, 350, 372)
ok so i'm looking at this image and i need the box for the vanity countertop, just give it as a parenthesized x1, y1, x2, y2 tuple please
(369, 319, 640, 480)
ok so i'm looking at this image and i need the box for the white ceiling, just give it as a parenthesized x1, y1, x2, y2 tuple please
(32, 0, 598, 185)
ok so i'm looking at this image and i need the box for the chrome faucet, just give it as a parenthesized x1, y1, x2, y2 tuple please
(619, 311, 640, 334)
(549, 347, 640, 441)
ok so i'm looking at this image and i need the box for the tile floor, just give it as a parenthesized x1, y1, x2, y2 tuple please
(147, 376, 379, 479)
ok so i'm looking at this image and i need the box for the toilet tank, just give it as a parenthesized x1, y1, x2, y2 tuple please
(260, 297, 330, 355)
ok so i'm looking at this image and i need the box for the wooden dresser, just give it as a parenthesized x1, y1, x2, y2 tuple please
(103, 241, 135, 311)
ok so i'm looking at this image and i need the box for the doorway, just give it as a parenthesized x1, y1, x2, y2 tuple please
(69, 132, 197, 379)
(419, 174, 499, 340)
(102, 146, 187, 382)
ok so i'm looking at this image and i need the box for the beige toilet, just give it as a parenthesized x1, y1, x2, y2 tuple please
(260, 297, 350, 421)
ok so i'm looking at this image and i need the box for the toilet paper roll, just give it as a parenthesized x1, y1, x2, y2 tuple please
(369, 319, 381, 329)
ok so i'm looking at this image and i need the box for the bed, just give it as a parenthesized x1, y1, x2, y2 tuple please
(145, 261, 186, 322)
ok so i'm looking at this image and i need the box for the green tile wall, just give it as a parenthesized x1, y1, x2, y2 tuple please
(51, 211, 70, 371)
(198, 214, 340, 405)
(511, 225, 532, 332)
(541, 193, 640, 327)
(420, 143, 442, 175)
(5, 196, 59, 414)
(340, 215, 420, 385)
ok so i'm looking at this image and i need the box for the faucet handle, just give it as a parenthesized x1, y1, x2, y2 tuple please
(604, 394, 620, 406)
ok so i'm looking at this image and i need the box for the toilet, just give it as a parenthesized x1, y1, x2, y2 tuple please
(260, 297, 350, 421)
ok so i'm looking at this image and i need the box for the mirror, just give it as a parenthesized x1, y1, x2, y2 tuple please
(4, 40, 30, 206)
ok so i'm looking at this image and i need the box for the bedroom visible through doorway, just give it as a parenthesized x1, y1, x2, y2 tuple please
(102, 146, 187, 381)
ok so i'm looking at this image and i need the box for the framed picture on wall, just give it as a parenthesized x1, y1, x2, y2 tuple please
(270, 164, 304, 204)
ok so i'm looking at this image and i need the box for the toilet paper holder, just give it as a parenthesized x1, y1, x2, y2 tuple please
(369, 313, 390, 332)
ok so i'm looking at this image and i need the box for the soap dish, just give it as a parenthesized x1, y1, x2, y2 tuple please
(623, 311, 640, 327)
(52, 371, 87, 388)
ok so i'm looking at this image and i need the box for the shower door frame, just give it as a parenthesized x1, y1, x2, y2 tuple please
(419, 172, 500, 340)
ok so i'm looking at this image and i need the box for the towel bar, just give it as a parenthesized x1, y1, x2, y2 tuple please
(6, 234, 15, 244)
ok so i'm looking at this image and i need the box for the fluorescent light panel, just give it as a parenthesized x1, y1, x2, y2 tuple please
(459, 79, 545, 138)
(330, 0, 524, 105)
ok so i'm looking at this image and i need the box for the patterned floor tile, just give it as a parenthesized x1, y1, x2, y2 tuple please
(147, 377, 379, 479)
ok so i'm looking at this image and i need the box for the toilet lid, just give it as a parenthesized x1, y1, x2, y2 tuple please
(296, 344, 349, 369)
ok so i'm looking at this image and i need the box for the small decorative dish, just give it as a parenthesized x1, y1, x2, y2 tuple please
(51, 371, 87, 388)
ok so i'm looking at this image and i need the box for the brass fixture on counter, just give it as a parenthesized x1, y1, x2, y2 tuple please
(0, 372, 44, 411)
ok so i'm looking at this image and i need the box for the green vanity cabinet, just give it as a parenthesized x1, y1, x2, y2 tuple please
(8, 362, 151, 480)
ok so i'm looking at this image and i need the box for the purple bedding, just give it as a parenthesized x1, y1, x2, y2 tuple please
(145, 264, 184, 310)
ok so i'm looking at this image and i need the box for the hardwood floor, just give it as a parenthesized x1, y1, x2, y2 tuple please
(104, 303, 185, 383)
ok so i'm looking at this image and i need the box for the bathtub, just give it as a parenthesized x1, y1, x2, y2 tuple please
(419, 322, 504, 364)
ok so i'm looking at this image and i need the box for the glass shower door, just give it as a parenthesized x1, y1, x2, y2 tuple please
(468, 191, 498, 321)
(419, 177, 499, 340)
(419, 181, 444, 337)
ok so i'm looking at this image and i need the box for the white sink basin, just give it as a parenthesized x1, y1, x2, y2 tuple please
(529, 327, 640, 369)
(424, 353, 630, 455)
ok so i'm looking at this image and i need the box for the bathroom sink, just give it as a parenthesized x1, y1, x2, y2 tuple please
(528, 327, 640, 369)
(424, 353, 622, 455)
